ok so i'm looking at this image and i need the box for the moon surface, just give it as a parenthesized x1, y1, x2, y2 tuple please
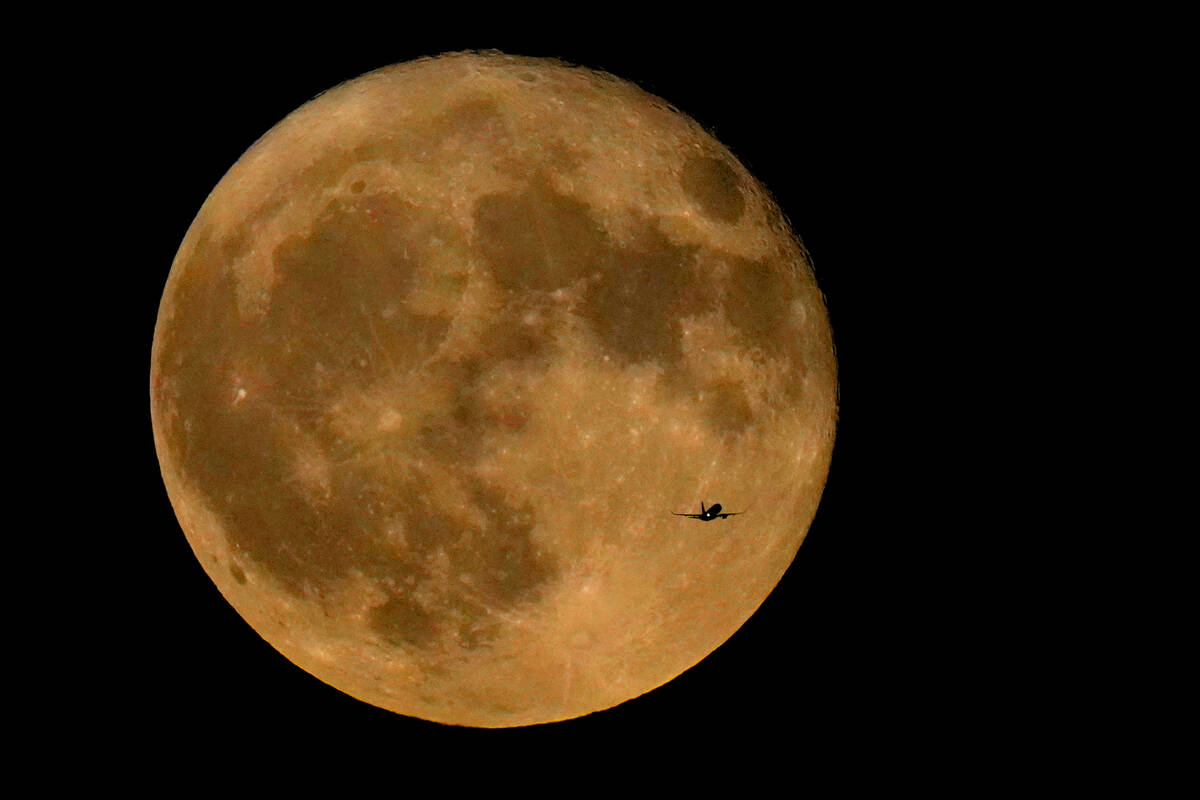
(150, 51, 837, 727)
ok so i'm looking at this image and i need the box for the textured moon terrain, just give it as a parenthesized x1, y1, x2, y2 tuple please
(150, 51, 837, 727)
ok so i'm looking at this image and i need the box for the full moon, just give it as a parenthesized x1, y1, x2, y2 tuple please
(150, 51, 837, 727)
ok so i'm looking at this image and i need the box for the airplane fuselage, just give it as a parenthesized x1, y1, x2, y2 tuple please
(672, 502, 741, 521)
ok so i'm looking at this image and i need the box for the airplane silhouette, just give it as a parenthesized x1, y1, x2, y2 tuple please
(672, 502, 743, 521)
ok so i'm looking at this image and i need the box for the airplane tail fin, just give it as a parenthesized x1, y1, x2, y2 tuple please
(701, 501, 707, 514)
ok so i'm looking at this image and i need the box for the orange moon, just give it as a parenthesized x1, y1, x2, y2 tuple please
(150, 51, 837, 727)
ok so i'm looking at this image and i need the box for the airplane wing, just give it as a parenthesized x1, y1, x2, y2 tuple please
(672, 512, 705, 518)
(716, 512, 744, 518)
